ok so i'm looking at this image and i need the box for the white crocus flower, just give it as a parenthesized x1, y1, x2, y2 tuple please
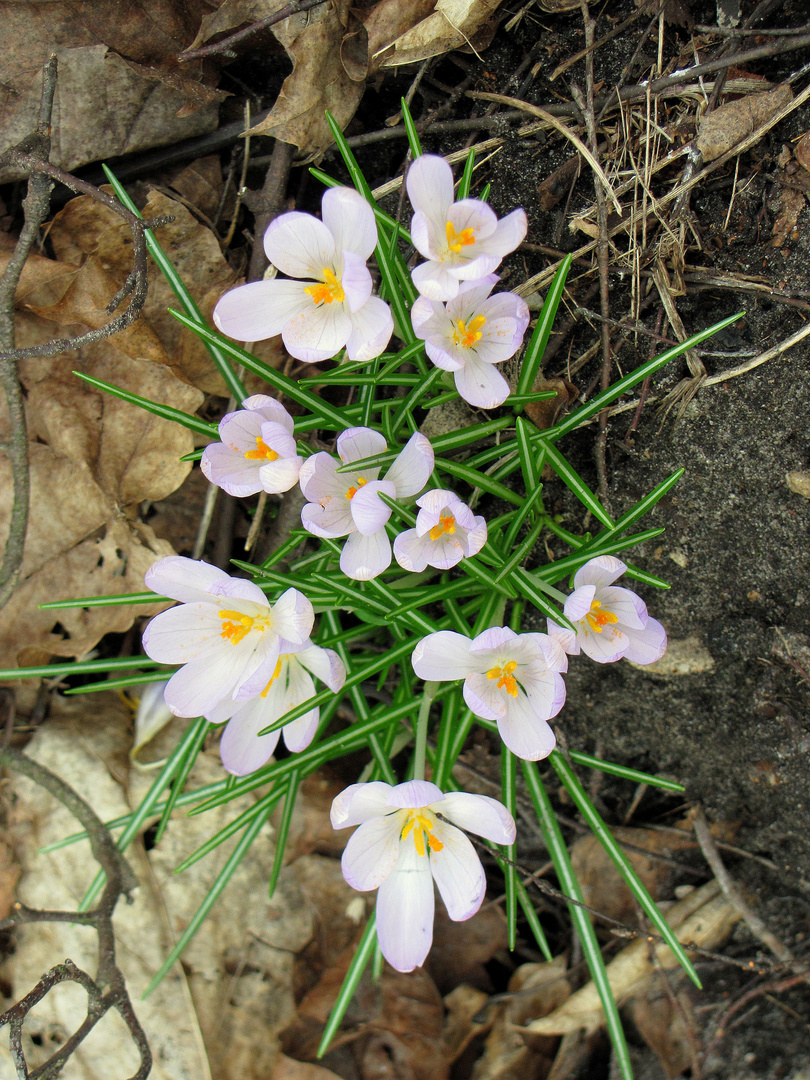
(201, 395, 303, 497)
(393, 488, 486, 571)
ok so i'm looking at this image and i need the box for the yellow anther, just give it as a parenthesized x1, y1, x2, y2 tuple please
(304, 266, 345, 305)
(345, 476, 368, 500)
(260, 658, 284, 697)
(219, 610, 256, 645)
(445, 220, 476, 253)
(244, 436, 280, 462)
(486, 659, 519, 697)
(429, 514, 457, 542)
(584, 599, 619, 634)
(401, 808, 444, 857)
(452, 314, 486, 348)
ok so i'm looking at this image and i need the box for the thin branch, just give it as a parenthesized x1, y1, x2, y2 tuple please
(178, 0, 327, 62)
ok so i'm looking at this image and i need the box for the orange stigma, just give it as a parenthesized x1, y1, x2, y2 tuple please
(486, 660, 519, 697)
(345, 476, 368, 500)
(445, 220, 476, 253)
(244, 436, 279, 462)
(429, 514, 456, 541)
(584, 600, 619, 634)
(304, 267, 345, 305)
(401, 808, 444, 857)
(452, 315, 486, 348)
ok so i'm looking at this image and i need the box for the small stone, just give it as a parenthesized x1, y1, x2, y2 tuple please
(786, 470, 810, 498)
(634, 634, 715, 677)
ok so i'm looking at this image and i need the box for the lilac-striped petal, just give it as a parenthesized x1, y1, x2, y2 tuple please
(322, 186, 378, 262)
(411, 295, 442, 335)
(282, 301, 352, 363)
(424, 338, 465, 372)
(331, 781, 395, 828)
(447, 198, 498, 243)
(407, 156, 453, 242)
(242, 395, 295, 432)
(201, 444, 264, 497)
(301, 498, 354, 538)
(439, 792, 516, 844)
(385, 432, 434, 498)
(349, 479, 395, 536)
(258, 456, 302, 494)
(208, 577, 268, 606)
(384, 780, 444, 809)
(345, 296, 394, 362)
(477, 208, 528, 257)
(429, 823, 486, 921)
(163, 647, 249, 718)
(337, 427, 387, 465)
(622, 617, 667, 665)
(573, 555, 627, 589)
(342, 816, 402, 891)
(219, 700, 281, 775)
(411, 259, 462, 302)
(454, 353, 511, 409)
(213, 279, 310, 342)
(598, 586, 648, 629)
(470, 626, 517, 655)
(282, 705, 320, 753)
(393, 529, 431, 572)
(411, 632, 476, 681)
(497, 692, 557, 761)
(376, 843, 434, 972)
(525, 670, 567, 722)
(272, 588, 314, 644)
(547, 620, 579, 655)
(142, 604, 225, 664)
(464, 672, 507, 721)
(299, 453, 344, 500)
(296, 645, 346, 691)
(564, 583, 597, 622)
(340, 528, 392, 580)
(217, 408, 263, 451)
(578, 624, 629, 664)
(340, 248, 373, 312)
(144, 556, 230, 604)
(264, 212, 337, 278)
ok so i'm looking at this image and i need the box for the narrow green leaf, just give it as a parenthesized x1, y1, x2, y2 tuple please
(261, 531, 310, 569)
(493, 515, 545, 583)
(568, 750, 685, 793)
(549, 750, 701, 987)
(103, 165, 248, 403)
(317, 914, 377, 1057)
(64, 673, 176, 695)
(155, 716, 210, 842)
(545, 313, 744, 443)
(143, 802, 274, 997)
(75, 372, 217, 438)
(578, 469, 684, 555)
(502, 485, 546, 553)
(0, 656, 166, 681)
(268, 769, 301, 897)
(310, 167, 412, 242)
(522, 761, 633, 1080)
(516, 880, 553, 961)
(174, 784, 286, 873)
(39, 591, 159, 610)
(542, 440, 614, 528)
(502, 748, 518, 950)
(514, 416, 539, 494)
(457, 148, 475, 199)
(515, 255, 573, 403)
(534, 528, 665, 584)
(433, 458, 523, 507)
(511, 567, 574, 630)
(401, 98, 423, 157)
(390, 366, 445, 437)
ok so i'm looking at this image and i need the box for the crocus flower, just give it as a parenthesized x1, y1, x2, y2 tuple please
(213, 187, 393, 363)
(142, 556, 313, 718)
(412, 628, 567, 760)
(406, 155, 528, 301)
(331, 779, 515, 972)
(547, 555, 667, 665)
(411, 275, 529, 408)
(393, 488, 486, 572)
(299, 426, 434, 580)
(201, 395, 303, 497)
(206, 639, 345, 775)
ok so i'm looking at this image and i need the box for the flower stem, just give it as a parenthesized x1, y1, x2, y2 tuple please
(413, 681, 439, 782)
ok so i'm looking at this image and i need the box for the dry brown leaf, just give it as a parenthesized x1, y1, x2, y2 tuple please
(0, 2, 224, 182)
(796, 132, 810, 173)
(443, 985, 491, 1065)
(696, 84, 793, 162)
(524, 881, 740, 1036)
(631, 980, 697, 1079)
(269, 1057, 344, 1080)
(524, 377, 578, 432)
(770, 186, 806, 250)
(375, 0, 504, 69)
(165, 156, 227, 222)
(429, 902, 509, 993)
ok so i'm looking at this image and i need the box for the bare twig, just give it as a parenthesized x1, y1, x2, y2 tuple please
(178, 0, 327, 62)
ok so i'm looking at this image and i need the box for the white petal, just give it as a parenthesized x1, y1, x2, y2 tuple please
(259, 422, 298, 459)
(243, 395, 295, 432)
(411, 295, 441, 335)
(573, 555, 627, 589)
(439, 792, 516, 844)
(258, 456, 302, 494)
(463, 672, 506, 721)
(424, 336, 465, 372)
(295, 645, 346, 691)
(411, 259, 460, 301)
(282, 706, 320, 753)
(598, 586, 648, 630)
(345, 297, 394, 362)
(386, 780, 444, 809)
(340, 529, 392, 580)
(447, 199, 498, 243)
(350, 479, 394, 536)
(208, 576, 268, 606)
(298, 453, 345, 501)
(476, 208, 528, 257)
(272, 588, 314, 644)
(385, 432, 434, 498)
(231, 636, 282, 701)
(342, 816, 402, 890)
(337, 427, 387, 465)
(564, 583, 597, 623)
(578, 623, 629, 664)
(217, 408, 263, 451)
(454, 354, 510, 409)
(393, 529, 431, 572)
(430, 823, 486, 921)
(331, 781, 395, 827)
(163, 648, 249, 718)
(322, 186, 378, 262)
(406, 156, 453, 240)
(497, 692, 557, 761)
(264, 211, 337, 278)
(282, 302, 352, 364)
(144, 556, 230, 604)
(376, 842, 435, 972)
(301, 498, 354, 538)
(213, 279, 310, 342)
(142, 604, 224, 664)
(219, 698, 281, 775)
(547, 619, 579, 655)
(201, 445, 263, 497)
(622, 618, 667, 665)
(341, 248, 373, 312)
(411, 632, 475, 681)
(470, 626, 517, 655)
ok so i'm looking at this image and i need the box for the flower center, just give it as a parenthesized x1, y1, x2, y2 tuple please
(429, 514, 456, 541)
(486, 659, 519, 697)
(452, 315, 486, 348)
(244, 436, 279, 462)
(260, 656, 285, 696)
(345, 476, 368, 500)
(584, 599, 620, 634)
(304, 267, 345, 306)
(400, 807, 444, 857)
(445, 220, 476, 254)
(218, 609, 270, 646)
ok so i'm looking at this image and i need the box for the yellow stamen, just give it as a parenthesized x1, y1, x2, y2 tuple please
(219, 610, 257, 645)
(486, 659, 519, 697)
(452, 314, 486, 349)
(584, 599, 619, 634)
(260, 657, 284, 697)
(429, 514, 456, 542)
(345, 476, 368, 500)
(401, 808, 444, 857)
(244, 436, 279, 462)
(445, 220, 476, 253)
(304, 266, 345, 305)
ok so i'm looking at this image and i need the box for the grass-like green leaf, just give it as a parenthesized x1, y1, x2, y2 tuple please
(39, 592, 160, 609)
(0, 656, 166, 681)
(501, 748, 518, 950)
(493, 515, 546, 583)
(515, 255, 573, 403)
(401, 97, 423, 157)
(309, 167, 412, 242)
(457, 148, 476, 199)
(103, 165, 248, 403)
(317, 914, 378, 1057)
(74, 372, 218, 438)
(533, 528, 665, 585)
(522, 760, 633, 1080)
(541, 440, 614, 528)
(510, 567, 574, 630)
(433, 458, 523, 507)
(549, 750, 701, 988)
(155, 716, 210, 842)
(568, 750, 685, 793)
(390, 366, 445, 437)
(268, 769, 301, 897)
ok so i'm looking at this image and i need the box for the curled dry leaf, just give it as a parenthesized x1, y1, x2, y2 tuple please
(695, 84, 793, 163)
(769, 186, 806, 250)
(524, 880, 740, 1037)
(0, 0, 226, 183)
(631, 980, 697, 1080)
(443, 985, 490, 1066)
(370, 0, 505, 70)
